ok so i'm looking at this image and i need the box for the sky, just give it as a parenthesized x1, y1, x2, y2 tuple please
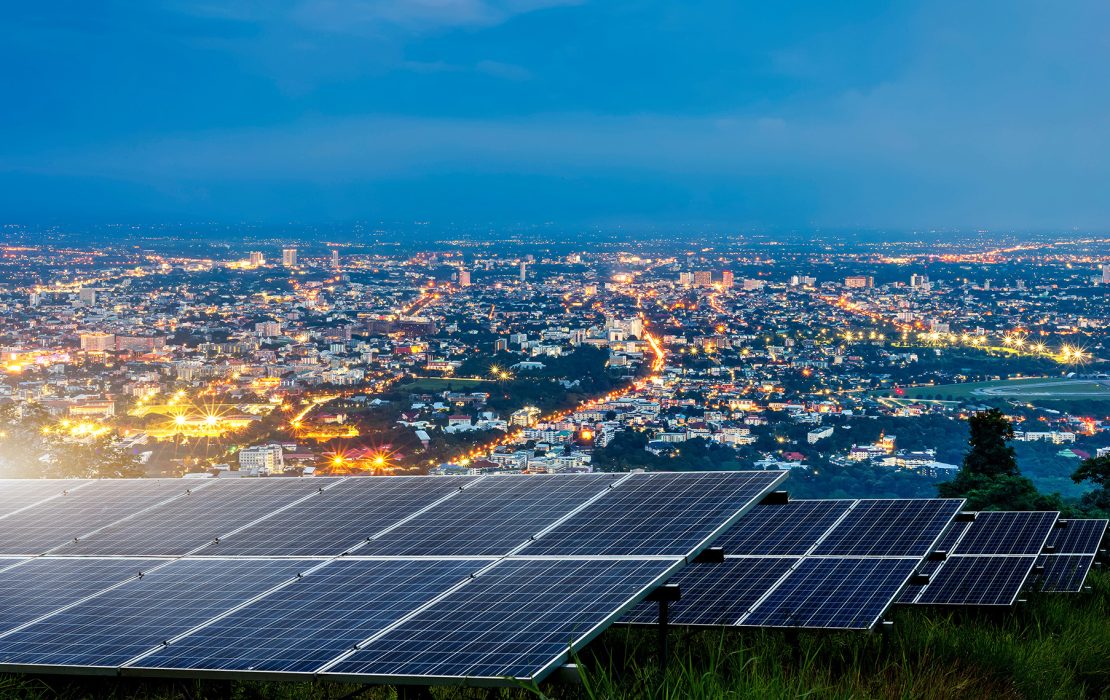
(2, 0, 1109, 231)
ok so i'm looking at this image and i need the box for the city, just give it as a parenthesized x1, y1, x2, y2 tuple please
(0, 231, 1106, 506)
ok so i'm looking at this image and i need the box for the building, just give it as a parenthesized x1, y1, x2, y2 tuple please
(255, 321, 282, 337)
(78, 288, 97, 306)
(282, 248, 298, 267)
(519, 262, 527, 282)
(249, 251, 265, 267)
(845, 275, 874, 288)
(238, 444, 284, 473)
(331, 249, 340, 270)
(741, 278, 765, 291)
(720, 270, 734, 289)
(80, 332, 116, 352)
(678, 271, 692, 286)
(458, 268, 471, 287)
(1103, 264, 1110, 284)
(115, 335, 166, 352)
(509, 406, 541, 427)
(807, 426, 834, 444)
(693, 270, 713, 287)
(910, 273, 929, 289)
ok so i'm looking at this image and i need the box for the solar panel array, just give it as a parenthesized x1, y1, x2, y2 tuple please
(0, 471, 785, 686)
(623, 498, 964, 630)
(898, 511, 1060, 606)
(1034, 519, 1107, 592)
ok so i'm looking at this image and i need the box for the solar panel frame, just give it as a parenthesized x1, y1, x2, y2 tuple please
(0, 480, 91, 519)
(354, 474, 623, 557)
(0, 558, 311, 673)
(738, 557, 921, 630)
(54, 479, 336, 556)
(622, 557, 800, 626)
(912, 555, 1037, 607)
(1046, 519, 1107, 555)
(124, 558, 491, 679)
(522, 471, 788, 557)
(710, 500, 854, 556)
(0, 480, 205, 556)
(1035, 554, 1096, 593)
(193, 476, 478, 557)
(812, 499, 965, 557)
(952, 511, 1058, 555)
(319, 557, 681, 686)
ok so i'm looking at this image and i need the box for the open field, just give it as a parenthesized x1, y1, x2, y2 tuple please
(883, 377, 1110, 402)
(3, 571, 1107, 700)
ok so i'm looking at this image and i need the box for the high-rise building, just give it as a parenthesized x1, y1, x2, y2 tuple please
(79, 332, 115, 352)
(910, 273, 929, 289)
(331, 249, 340, 270)
(720, 270, 734, 289)
(845, 275, 874, 288)
(249, 251, 265, 267)
(693, 270, 713, 287)
(678, 272, 692, 286)
(1102, 264, 1110, 284)
(458, 268, 471, 287)
(519, 262, 527, 282)
(282, 248, 298, 267)
(78, 288, 97, 306)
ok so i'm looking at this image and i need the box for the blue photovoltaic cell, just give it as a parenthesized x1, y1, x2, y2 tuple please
(954, 511, 1058, 555)
(0, 558, 307, 669)
(55, 479, 332, 556)
(357, 474, 621, 556)
(741, 557, 918, 629)
(813, 499, 963, 557)
(0, 480, 195, 555)
(524, 471, 785, 557)
(1037, 555, 1095, 593)
(324, 558, 674, 682)
(0, 481, 87, 518)
(711, 500, 853, 556)
(1046, 519, 1107, 555)
(914, 555, 1036, 606)
(0, 558, 159, 633)
(197, 477, 475, 556)
(932, 520, 970, 553)
(129, 559, 485, 675)
(623, 557, 798, 626)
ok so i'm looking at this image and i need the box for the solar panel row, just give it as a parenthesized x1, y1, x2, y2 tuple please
(0, 471, 786, 685)
(899, 510, 1063, 607)
(624, 498, 964, 629)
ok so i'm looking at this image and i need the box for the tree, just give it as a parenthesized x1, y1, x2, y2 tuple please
(962, 408, 1018, 478)
(938, 408, 1061, 511)
(1072, 454, 1110, 515)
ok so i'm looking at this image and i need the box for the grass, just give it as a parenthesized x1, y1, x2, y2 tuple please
(881, 377, 1110, 402)
(3, 571, 1108, 700)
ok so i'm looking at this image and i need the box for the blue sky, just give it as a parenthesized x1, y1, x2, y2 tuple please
(2, 0, 1108, 230)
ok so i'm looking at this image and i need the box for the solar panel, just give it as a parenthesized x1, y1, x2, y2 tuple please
(739, 558, 919, 629)
(55, 479, 332, 556)
(623, 557, 798, 626)
(356, 474, 622, 557)
(812, 499, 964, 557)
(931, 520, 970, 553)
(711, 500, 853, 556)
(0, 558, 160, 634)
(913, 556, 1036, 606)
(126, 559, 486, 676)
(197, 477, 476, 556)
(0, 480, 199, 555)
(0, 558, 307, 670)
(1035, 555, 1096, 593)
(321, 557, 676, 683)
(1046, 519, 1107, 555)
(523, 471, 786, 557)
(0, 481, 88, 518)
(954, 511, 1058, 555)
